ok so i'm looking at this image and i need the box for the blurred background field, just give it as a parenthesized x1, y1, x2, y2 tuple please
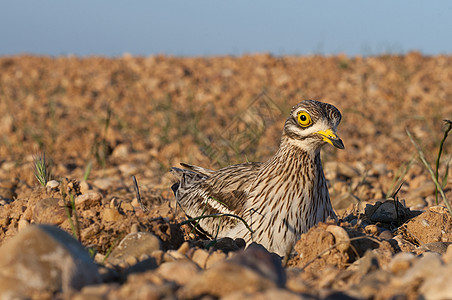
(1, 53, 451, 211)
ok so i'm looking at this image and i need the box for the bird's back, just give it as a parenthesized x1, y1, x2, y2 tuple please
(171, 162, 262, 237)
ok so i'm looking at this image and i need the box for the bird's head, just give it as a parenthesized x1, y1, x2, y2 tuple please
(283, 100, 344, 152)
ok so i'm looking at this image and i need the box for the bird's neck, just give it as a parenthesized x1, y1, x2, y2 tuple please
(267, 134, 322, 171)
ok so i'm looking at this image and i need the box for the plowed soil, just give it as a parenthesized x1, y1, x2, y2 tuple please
(1, 53, 452, 299)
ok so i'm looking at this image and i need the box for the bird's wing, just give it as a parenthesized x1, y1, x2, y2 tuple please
(179, 162, 216, 177)
(172, 162, 262, 236)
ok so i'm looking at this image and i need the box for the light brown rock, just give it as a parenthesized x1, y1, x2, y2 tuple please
(205, 251, 228, 269)
(156, 260, 201, 285)
(388, 252, 416, 274)
(191, 248, 210, 268)
(0, 224, 100, 298)
(46, 180, 60, 189)
(326, 225, 350, 252)
(179, 260, 277, 298)
(179, 243, 285, 298)
(75, 192, 102, 209)
(32, 198, 67, 225)
(102, 208, 123, 222)
(222, 288, 306, 300)
(107, 232, 162, 265)
(420, 262, 452, 300)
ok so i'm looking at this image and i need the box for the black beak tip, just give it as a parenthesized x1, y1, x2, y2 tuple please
(333, 139, 345, 150)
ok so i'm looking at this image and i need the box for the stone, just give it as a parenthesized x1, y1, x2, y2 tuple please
(354, 250, 380, 277)
(211, 237, 241, 252)
(364, 224, 379, 235)
(399, 252, 443, 285)
(420, 262, 452, 300)
(166, 249, 188, 261)
(177, 241, 191, 255)
(326, 225, 350, 252)
(93, 178, 119, 190)
(79, 180, 91, 194)
(442, 244, 452, 263)
(118, 163, 139, 175)
(418, 242, 452, 254)
(378, 230, 393, 240)
(191, 248, 210, 268)
(0, 224, 100, 297)
(75, 192, 102, 209)
(429, 206, 448, 214)
(222, 288, 306, 300)
(131, 197, 140, 207)
(406, 181, 436, 199)
(368, 200, 407, 223)
(179, 243, 285, 298)
(332, 192, 356, 211)
(156, 260, 201, 285)
(32, 198, 67, 225)
(111, 143, 130, 158)
(46, 180, 60, 189)
(405, 196, 427, 209)
(107, 232, 162, 265)
(286, 269, 311, 294)
(388, 252, 416, 274)
(17, 218, 29, 231)
(77, 284, 118, 299)
(205, 251, 228, 269)
(123, 258, 159, 277)
(102, 208, 124, 222)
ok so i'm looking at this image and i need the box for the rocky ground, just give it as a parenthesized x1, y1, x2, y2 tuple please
(0, 53, 451, 299)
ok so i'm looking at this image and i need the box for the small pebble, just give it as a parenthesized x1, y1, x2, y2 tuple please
(75, 192, 102, 209)
(378, 230, 393, 240)
(442, 244, 452, 263)
(131, 197, 140, 207)
(177, 242, 191, 255)
(130, 223, 139, 233)
(46, 180, 60, 189)
(79, 181, 91, 194)
(191, 248, 210, 269)
(205, 251, 227, 269)
(139, 254, 150, 261)
(326, 225, 350, 252)
(167, 250, 188, 260)
(125, 256, 138, 266)
(429, 206, 448, 214)
(109, 198, 119, 209)
(388, 252, 416, 274)
(234, 238, 246, 249)
(18, 219, 29, 231)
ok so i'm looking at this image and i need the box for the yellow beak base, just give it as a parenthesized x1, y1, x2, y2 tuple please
(316, 129, 345, 149)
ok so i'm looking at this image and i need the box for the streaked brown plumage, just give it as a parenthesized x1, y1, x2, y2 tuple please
(171, 100, 344, 256)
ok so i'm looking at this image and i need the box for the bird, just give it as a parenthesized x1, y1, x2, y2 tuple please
(171, 100, 344, 256)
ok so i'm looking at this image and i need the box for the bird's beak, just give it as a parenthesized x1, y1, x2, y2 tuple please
(316, 129, 345, 149)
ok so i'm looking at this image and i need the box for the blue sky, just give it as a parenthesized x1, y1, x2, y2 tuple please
(1, 1, 452, 57)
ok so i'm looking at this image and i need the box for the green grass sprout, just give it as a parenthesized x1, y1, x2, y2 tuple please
(33, 152, 51, 187)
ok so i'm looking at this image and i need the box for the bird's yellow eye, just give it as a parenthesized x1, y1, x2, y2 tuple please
(297, 111, 312, 127)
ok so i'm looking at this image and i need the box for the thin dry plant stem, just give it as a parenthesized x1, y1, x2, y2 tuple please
(406, 129, 452, 217)
(435, 120, 452, 204)
(132, 175, 147, 212)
